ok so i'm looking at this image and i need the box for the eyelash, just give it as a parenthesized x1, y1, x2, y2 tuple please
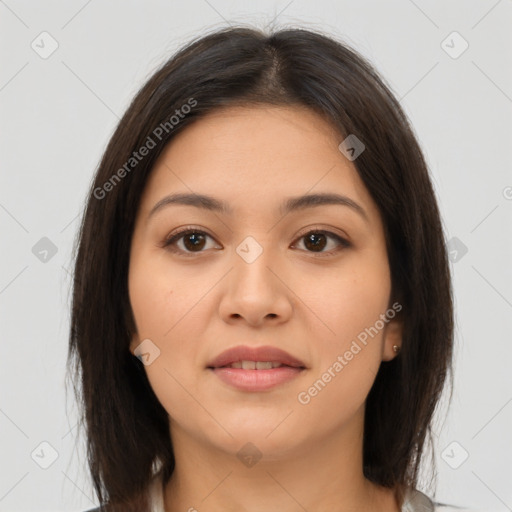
(162, 226, 351, 258)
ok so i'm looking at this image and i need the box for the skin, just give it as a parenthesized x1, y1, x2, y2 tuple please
(128, 105, 403, 512)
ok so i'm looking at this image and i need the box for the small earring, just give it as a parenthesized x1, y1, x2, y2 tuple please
(393, 344, 401, 354)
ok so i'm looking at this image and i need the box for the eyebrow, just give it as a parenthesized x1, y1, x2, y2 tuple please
(148, 192, 369, 222)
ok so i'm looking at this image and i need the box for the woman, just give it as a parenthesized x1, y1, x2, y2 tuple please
(68, 25, 464, 511)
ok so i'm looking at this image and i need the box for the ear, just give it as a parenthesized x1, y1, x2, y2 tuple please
(381, 316, 403, 362)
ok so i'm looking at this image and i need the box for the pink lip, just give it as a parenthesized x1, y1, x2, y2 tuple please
(207, 345, 306, 392)
(207, 345, 306, 369)
(211, 367, 304, 391)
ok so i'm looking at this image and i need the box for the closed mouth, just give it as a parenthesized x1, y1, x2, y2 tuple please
(216, 360, 302, 370)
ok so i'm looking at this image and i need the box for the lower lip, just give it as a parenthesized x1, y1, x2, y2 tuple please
(210, 366, 304, 391)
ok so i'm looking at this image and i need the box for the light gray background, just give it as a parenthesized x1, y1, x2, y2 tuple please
(1, 1, 511, 511)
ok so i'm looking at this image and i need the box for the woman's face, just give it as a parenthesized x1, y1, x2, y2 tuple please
(128, 105, 402, 458)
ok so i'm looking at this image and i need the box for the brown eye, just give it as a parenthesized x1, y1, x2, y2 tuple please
(163, 228, 218, 255)
(294, 230, 350, 256)
(303, 232, 328, 252)
(182, 232, 207, 251)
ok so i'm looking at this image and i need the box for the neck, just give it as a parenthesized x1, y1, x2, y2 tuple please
(163, 411, 399, 512)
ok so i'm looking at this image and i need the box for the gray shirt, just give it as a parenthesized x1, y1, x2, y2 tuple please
(404, 488, 473, 511)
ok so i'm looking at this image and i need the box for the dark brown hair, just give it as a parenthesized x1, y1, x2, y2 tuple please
(67, 25, 454, 511)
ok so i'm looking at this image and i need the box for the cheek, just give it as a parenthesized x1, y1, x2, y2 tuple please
(295, 254, 391, 400)
(299, 256, 391, 344)
(128, 250, 223, 387)
(295, 272, 389, 422)
(128, 257, 207, 418)
(128, 252, 201, 339)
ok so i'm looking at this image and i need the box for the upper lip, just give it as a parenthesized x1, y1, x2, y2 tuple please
(207, 345, 306, 369)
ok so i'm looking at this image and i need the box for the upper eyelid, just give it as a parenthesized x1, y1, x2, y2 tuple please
(164, 227, 217, 245)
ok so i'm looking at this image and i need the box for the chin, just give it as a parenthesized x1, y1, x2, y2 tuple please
(207, 408, 305, 451)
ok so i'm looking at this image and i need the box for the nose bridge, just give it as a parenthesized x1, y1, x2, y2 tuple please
(218, 234, 292, 324)
(231, 234, 278, 297)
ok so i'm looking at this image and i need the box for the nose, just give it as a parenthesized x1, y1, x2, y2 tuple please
(218, 247, 293, 327)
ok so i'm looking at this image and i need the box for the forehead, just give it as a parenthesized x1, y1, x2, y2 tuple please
(139, 105, 379, 223)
